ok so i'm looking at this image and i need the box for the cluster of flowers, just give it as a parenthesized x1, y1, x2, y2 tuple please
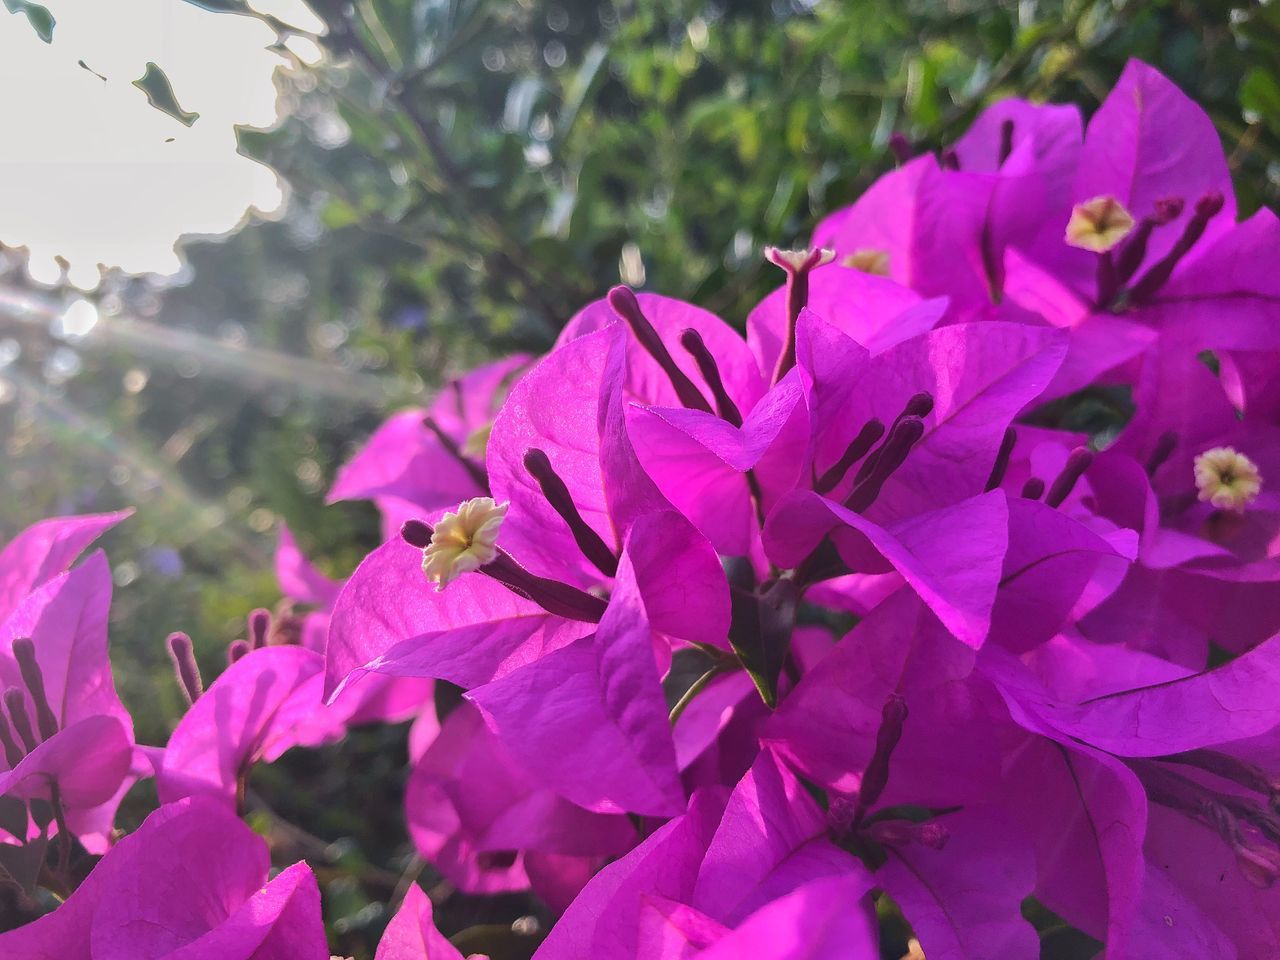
(3, 59, 1280, 958)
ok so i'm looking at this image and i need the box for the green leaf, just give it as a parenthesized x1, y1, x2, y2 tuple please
(3, 0, 54, 43)
(727, 579, 799, 709)
(133, 62, 200, 127)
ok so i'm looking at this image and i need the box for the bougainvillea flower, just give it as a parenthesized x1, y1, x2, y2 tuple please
(1070, 348, 1280, 660)
(0, 510, 129, 624)
(553, 286, 806, 556)
(0, 796, 328, 959)
(745, 263, 948, 369)
(812, 98, 1081, 319)
(406, 701, 635, 907)
(559, 290, 767, 418)
(0, 551, 135, 851)
(275, 524, 432, 725)
(980, 631, 1280, 958)
(158, 645, 347, 808)
(534, 752, 880, 960)
(466, 511, 720, 816)
(375, 885, 475, 960)
(325, 324, 728, 698)
(765, 591, 1000, 804)
(329, 355, 528, 538)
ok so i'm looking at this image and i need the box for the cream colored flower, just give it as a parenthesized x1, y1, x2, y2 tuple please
(1065, 195, 1135, 252)
(842, 248, 891, 276)
(421, 497, 509, 589)
(1194, 446, 1262, 512)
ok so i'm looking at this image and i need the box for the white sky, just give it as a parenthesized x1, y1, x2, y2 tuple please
(0, 0, 324, 288)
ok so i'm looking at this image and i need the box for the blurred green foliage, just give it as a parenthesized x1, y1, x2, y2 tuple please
(3, 0, 1280, 955)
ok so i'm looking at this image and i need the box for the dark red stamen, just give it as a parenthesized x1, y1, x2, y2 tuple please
(167, 632, 203, 705)
(227, 639, 250, 666)
(940, 148, 960, 170)
(855, 393, 933, 485)
(481, 551, 608, 622)
(1020, 477, 1045, 500)
(1114, 197, 1184, 287)
(423, 416, 490, 492)
(1165, 749, 1280, 809)
(1096, 251, 1119, 308)
(888, 132, 913, 165)
(607, 287, 713, 414)
(846, 416, 925, 513)
(984, 427, 1017, 492)
(2, 690, 36, 753)
(679, 329, 743, 427)
(11, 638, 57, 740)
(524, 448, 619, 578)
(1128, 191, 1225, 303)
(248, 609, 271, 649)
(815, 419, 885, 495)
(1045, 447, 1094, 508)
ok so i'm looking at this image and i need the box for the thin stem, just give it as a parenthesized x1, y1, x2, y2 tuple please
(669, 663, 730, 726)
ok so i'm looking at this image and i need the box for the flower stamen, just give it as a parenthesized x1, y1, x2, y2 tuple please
(1194, 447, 1262, 512)
(421, 497, 509, 590)
(1065, 195, 1135, 253)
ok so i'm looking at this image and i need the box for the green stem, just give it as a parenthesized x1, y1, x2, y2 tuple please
(669, 663, 730, 726)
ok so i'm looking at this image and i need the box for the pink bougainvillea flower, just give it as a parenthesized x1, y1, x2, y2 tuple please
(758, 313, 1065, 647)
(0, 796, 328, 959)
(813, 98, 1082, 320)
(466, 511, 721, 817)
(816, 62, 1280, 399)
(157, 645, 346, 808)
(406, 701, 635, 908)
(539, 744, 1037, 960)
(329, 356, 528, 538)
(0, 551, 135, 852)
(980, 631, 1280, 959)
(533, 751, 880, 960)
(554, 284, 806, 557)
(1064, 347, 1280, 662)
(275, 523, 432, 725)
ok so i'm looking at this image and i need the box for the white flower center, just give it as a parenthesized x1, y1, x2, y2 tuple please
(1065, 195, 1135, 253)
(421, 497, 509, 589)
(1194, 446, 1262, 512)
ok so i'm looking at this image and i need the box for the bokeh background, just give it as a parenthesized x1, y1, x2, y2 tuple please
(2, 0, 1279, 955)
